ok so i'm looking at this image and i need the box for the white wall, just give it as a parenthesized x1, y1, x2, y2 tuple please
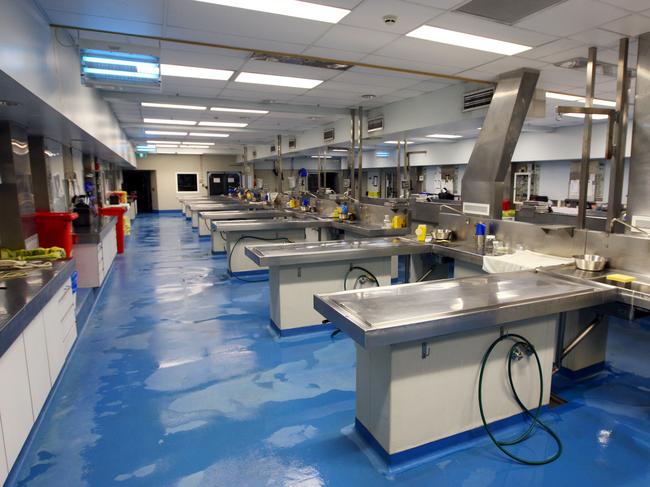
(136, 154, 239, 210)
(0, 0, 135, 166)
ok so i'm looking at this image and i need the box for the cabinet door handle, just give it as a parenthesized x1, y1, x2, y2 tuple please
(58, 285, 71, 303)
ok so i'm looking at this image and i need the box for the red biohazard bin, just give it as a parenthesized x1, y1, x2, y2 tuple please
(99, 206, 127, 254)
(34, 212, 79, 258)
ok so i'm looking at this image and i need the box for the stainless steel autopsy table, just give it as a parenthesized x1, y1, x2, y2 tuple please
(313, 271, 616, 462)
(200, 209, 287, 238)
(188, 201, 270, 227)
(245, 237, 433, 335)
(218, 218, 330, 274)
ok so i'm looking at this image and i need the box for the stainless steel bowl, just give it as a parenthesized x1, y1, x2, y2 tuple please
(431, 228, 453, 241)
(573, 254, 607, 272)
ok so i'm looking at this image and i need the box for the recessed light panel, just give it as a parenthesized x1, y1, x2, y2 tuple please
(406, 25, 531, 56)
(143, 118, 197, 126)
(235, 72, 323, 89)
(211, 107, 269, 114)
(194, 0, 350, 23)
(426, 134, 463, 139)
(198, 121, 248, 128)
(145, 130, 188, 136)
(189, 132, 230, 138)
(160, 64, 234, 80)
(141, 102, 207, 110)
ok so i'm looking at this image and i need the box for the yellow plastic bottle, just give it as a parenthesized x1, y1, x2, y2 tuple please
(415, 224, 427, 242)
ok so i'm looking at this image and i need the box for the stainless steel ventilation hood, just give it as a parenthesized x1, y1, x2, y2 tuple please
(460, 68, 540, 219)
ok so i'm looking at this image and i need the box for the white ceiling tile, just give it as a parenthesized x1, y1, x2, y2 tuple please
(160, 49, 246, 71)
(42, 9, 163, 36)
(219, 88, 297, 103)
(517, 0, 628, 37)
(374, 37, 503, 71)
(163, 26, 308, 55)
(167, 0, 332, 45)
(537, 66, 595, 89)
(341, 0, 444, 34)
(403, 0, 467, 8)
(312, 24, 399, 53)
(37, 0, 165, 23)
(329, 71, 422, 89)
(455, 69, 497, 82)
(518, 38, 585, 60)
(360, 54, 465, 78)
(599, 0, 650, 12)
(301, 46, 368, 62)
(238, 59, 342, 81)
(472, 56, 549, 75)
(600, 14, 650, 37)
(539, 46, 593, 64)
(568, 29, 622, 47)
(427, 12, 557, 47)
(310, 81, 397, 96)
(408, 79, 453, 92)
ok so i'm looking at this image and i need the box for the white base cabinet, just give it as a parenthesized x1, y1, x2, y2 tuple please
(0, 278, 76, 484)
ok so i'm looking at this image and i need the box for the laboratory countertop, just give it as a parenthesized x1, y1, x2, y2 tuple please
(73, 216, 117, 244)
(330, 220, 411, 237)
(430, 241, 485, 266)
(245, 237, 431, 267)
(201, 210, 287, 221)
(188, 202, 270, 211)
(215, 218, 330, 233)
(0, 259, 75, 357)
(314, 271, 616, 348)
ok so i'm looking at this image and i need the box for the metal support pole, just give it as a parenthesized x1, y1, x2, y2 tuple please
(276, 135, 283, 193)
(606, 37, 630, 232)
(578, 47, 597, 229)
(357, 107, 364, 198)
(396, 139, 402, 198)
(349, 109, 356, 198)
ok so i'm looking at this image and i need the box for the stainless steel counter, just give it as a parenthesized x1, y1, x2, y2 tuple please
(430, 241, 484, 267)
(245, 237, 431, 267)
(200, 210, 287, 221)
(73, 216, 117, 244)
(314, 271, 616, 348)
(189, 202, 267, 211)
(0, 259, 75, 356)
(215, 218, 329, 233)
(330, 221, 410, 237)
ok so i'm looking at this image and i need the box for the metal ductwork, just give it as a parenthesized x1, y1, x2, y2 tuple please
(627, 32, 650, 231)
(461, 68, 540, 219)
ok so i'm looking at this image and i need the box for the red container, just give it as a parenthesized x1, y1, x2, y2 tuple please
(502, 200, 511, 211)
(34, 212, 79, 258)
(99, 206, 127, 254)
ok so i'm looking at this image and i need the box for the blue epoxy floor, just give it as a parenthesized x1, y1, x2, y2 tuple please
(8, 214, 650, 486)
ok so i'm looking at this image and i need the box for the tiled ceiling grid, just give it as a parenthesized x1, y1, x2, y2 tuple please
(33, 0, 650, 150)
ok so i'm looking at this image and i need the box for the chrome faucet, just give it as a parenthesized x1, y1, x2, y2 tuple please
(609, 218, 650, 237)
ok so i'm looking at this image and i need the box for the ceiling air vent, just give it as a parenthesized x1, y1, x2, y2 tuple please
(270, 145, 276, 153)
(288, 138, 297, 149)
(456, 0, 566, 25)
(324, 128, 335, 142)
(463, 87, 494, 112)
(367, 116, 384, 133)
(251, 53, 352, 71)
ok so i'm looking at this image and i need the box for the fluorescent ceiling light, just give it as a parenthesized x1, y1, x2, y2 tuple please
(189, 132, 230, 138)
(153, 145, 180, 148)
(563, 113, 609, 120)
(183, 145, 212, 148)
(194, 0, 350, 23)
(311, 155, 333, 159)
(545, 91, 616, 108)
(182, 141, 214, 146)
(376, 151, 390, 157)
(198, 121, 248, 128)
(147, 140, 181, 144)
(145, 130, 188, 136)
(82, 56, 159, 73)
(235, 72, 323, 89)
(143, 118, 197, 126)
(160, 64, 234, 80)
(83, 68, 159, 79)
(136, 145, 156, 150)
(384, 140, 412, 144)
(406, 25, 531, 56)
(211, 107, 269, 114)
(426, 134, 462, 139)
(331, 149, 348, 153)
(141, 102, 207, 110)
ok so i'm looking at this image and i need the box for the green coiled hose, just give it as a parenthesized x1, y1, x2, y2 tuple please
(478, 333, 562, 465)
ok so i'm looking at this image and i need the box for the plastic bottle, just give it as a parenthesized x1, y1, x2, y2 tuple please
(340, 202, 348, 221)
(475, 222, 486, 254)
